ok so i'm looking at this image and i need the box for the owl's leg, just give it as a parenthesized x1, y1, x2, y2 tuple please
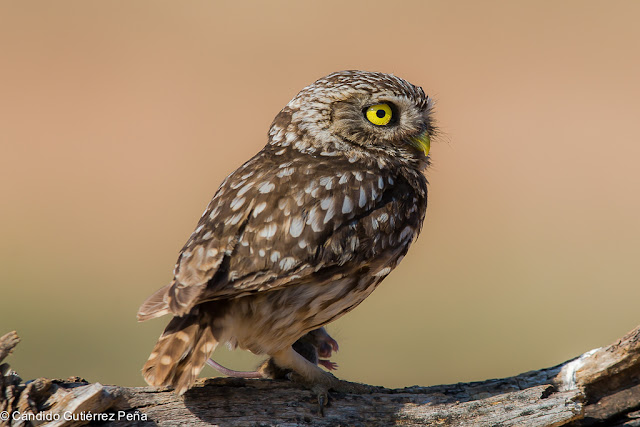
(271, 346, 375, 413)
(206, 328, 339, 380)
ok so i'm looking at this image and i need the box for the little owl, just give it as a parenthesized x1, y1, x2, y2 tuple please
(138, 70, 433, 404)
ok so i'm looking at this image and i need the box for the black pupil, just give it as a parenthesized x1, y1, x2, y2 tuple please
(376, 109, 386, 118)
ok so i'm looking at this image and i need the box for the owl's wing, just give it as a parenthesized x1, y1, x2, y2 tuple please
(138, 149, 426, 320)
(137, 165, 256, 320)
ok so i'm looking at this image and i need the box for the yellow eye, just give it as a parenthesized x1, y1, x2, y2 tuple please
(365, 104, 393, 126)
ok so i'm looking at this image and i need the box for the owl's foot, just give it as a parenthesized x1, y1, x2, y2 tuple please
(272, 346, 375, 415)
(289, 370, 376, 415)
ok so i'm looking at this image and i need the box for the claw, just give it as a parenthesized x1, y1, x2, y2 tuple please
(315, 388, 328, 416)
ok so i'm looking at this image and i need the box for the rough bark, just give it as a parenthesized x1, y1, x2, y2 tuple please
(1, 327, 640, 426)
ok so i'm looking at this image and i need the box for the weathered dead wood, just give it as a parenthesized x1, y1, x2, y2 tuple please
(2, 326, 640, 426)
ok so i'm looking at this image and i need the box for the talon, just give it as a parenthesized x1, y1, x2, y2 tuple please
(310, 383, 330, 416)
(317, 391, 328, 416)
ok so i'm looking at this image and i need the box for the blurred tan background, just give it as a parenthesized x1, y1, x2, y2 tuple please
(1, 1, 639, 389)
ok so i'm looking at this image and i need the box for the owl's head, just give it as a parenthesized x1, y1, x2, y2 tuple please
(271, 70, 434, 169)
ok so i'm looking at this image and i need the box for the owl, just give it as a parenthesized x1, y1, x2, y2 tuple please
(138, 70, 433, 401)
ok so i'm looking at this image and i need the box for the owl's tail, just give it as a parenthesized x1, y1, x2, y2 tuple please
(142, 310, 218, 395)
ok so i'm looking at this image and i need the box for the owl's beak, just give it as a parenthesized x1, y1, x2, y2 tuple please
(409, 131, 430, 156)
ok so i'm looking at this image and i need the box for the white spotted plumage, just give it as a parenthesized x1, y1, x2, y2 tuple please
(342, 195, 354, 214)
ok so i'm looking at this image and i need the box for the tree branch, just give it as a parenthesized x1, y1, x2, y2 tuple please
(2, 326, 640, 426)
